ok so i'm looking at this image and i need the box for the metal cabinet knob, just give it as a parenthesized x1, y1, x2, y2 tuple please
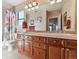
(67, 49, 70, 51)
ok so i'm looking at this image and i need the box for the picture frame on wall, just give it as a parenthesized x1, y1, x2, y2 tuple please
(37, 16, 42, 23)
(66, 17, 71, 29)
(30, 20, 34, 25)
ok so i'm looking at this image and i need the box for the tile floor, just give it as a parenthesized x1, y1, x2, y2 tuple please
(2, 47, 31, 59)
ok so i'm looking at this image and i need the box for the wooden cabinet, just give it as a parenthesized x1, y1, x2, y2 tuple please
(47, 38, 64, 47)
(32, 42, 46, 49)
(65, 40, 77, 59)
(24, 40, 32, 57)
(17, 40, 25, 55)
(49, 45, 77, 59)
(17, 35, 77, 59)
(32, 36, 46, 59)
(65, 48, 77, 59)
(65, 40, 77, 48)
(17, 35, 32, 57)
(17, 45, 24, 54)
(47, 38, 65, 59)
(47, 38, 77, 59)
(49, 46, 64, 59)
(17, 34, 25, 55)
(32, 47, 46, 59)
(32, 36, 46, 43)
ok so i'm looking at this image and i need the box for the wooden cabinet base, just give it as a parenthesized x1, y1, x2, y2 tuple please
(17, 36, 77, 59)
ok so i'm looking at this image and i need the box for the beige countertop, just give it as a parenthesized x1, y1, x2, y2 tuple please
(17, 32, 77, 40)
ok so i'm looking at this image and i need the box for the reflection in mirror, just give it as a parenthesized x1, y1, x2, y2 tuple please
(13, 0, 76, 33)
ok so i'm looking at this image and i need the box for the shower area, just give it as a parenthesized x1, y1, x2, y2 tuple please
(2, 9, 17, 50)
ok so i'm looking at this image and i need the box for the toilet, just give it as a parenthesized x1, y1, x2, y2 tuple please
(5, 40, 16, 51)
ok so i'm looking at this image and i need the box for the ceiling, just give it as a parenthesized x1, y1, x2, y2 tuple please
(2, 0, 65, 9)
(2, 0, 50, 9)
(2, 0, 25, 6)
(35, 2, 63, 12)
(2, 0, 25, 9)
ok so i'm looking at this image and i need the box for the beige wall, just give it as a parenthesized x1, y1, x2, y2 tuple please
(62, 0, 76, 32)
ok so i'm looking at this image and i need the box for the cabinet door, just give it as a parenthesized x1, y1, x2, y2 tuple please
(17, 40, 25, 55)
(49, 46, 64, 59)
(32, 47, 46, 59)
(17, 44, 24, 54)
(24, 41, 32, 57)
(65, 48, 77, 59)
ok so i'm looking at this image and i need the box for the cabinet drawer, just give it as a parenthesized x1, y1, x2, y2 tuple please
(32, 47, 46, 59)
(65, 40, 77, 48)
(32, 36, 46, 43)
(47, 38, 64, 47)
(32, 42, 46, 49)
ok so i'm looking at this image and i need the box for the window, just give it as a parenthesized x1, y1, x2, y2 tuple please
(19, 10, 24, 19)
(18, 10, 25, 28)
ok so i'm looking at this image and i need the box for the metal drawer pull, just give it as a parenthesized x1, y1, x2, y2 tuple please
(62, 48, 64, 50)
(53, 40, 57, 43)
(39, 38, 40, 41)
(39, 52, 40, 54)
(38, 52, 40, 55)
(61, 41, 64, 46)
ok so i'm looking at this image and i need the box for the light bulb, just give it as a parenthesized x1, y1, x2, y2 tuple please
(29, 3, 32, 7)
(25, 5, 28, 9)
(56, 0, 62, 3)
(50, 0, 55, 5)
(31, 7, 35, 10)
(35, 6, 39, 9)
(28, 8, 31, 11)
(33, 2, 37, 6)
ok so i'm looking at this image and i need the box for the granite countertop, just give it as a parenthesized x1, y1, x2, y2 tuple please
(17, 31, 77, 40)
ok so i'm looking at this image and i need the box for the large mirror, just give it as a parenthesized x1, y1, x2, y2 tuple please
(17, 0, 76, 33)
(3, 0, 76, 33)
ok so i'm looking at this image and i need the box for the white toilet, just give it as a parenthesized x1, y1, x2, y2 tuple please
(5, 40, 16, 51)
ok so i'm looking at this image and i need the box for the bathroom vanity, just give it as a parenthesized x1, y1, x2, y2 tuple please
(16, 32, 77, 59)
